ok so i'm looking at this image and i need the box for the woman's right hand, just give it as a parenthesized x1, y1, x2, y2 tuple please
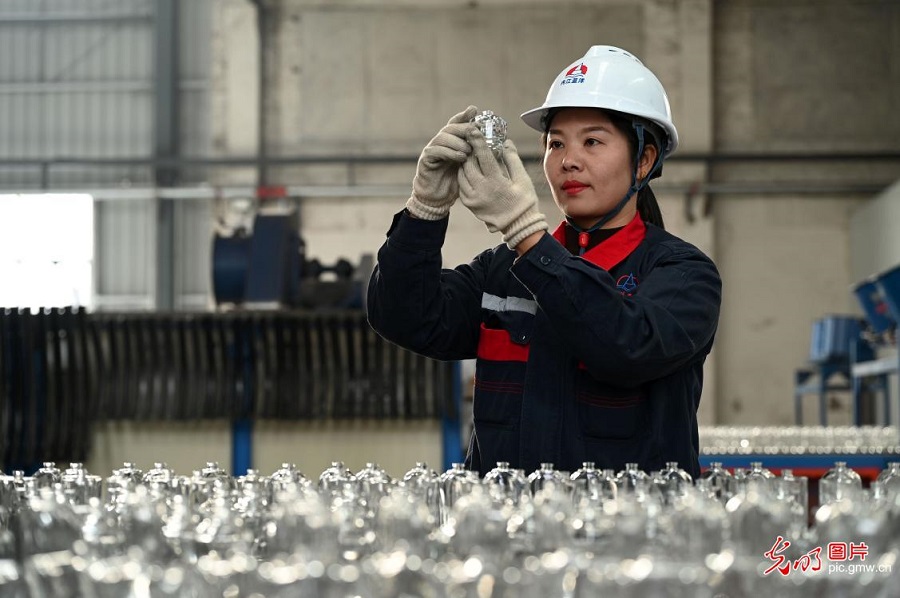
(405, 106, 478, 220)
(458, 133, 548, 250)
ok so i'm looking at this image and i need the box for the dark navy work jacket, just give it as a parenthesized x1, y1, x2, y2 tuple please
(367, 210, 721, 479)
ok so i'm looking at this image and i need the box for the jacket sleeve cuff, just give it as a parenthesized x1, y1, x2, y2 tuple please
(503, 212, 549, 250)
(509, 232, 570, 293)
(385, 208, 449, 251)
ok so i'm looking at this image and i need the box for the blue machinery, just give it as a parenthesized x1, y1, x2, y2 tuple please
(794, 263, 900, 426)
(212, 211, 367, 311)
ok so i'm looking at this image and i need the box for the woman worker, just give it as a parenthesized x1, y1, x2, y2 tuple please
(367, 45, 721, 479)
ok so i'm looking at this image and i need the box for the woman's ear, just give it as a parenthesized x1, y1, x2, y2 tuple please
(637, 144, 659, 181)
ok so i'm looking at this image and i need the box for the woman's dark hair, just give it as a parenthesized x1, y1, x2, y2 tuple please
(541, 108, 666, 230)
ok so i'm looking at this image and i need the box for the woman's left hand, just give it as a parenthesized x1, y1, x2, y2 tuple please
(458, 131, 548, 250)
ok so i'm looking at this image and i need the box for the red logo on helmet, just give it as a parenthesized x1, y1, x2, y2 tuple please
(566, 63, 588, 77)
(561, 63, 588, 86)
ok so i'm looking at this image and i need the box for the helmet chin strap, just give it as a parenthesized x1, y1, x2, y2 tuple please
(565, 122, 664, 255)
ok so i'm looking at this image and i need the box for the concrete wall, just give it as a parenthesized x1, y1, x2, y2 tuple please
(714, 198, 866, 426)
(850, 180, 900, 282)
(712, 0, 900, 425)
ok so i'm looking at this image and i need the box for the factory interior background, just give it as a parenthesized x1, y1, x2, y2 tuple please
(0, 0, 899, 482)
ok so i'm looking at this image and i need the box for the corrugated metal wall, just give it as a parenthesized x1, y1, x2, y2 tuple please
(0, 0, 154, 187)
(0, 0, 213, 310)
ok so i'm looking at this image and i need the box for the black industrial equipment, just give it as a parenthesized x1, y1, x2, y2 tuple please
(212, 210, 370, 310)
(0, 309, 457, 473)
(212, 211, 302, 307)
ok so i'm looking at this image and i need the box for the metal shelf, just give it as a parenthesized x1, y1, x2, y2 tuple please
(852, 352, 899, 378)
(851, 348, 898, 425)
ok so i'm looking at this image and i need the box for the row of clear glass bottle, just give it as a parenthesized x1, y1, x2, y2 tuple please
(698, 425, 900, 455)
(1, 459, 898, 597)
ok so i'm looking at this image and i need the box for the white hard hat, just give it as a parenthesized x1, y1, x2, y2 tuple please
(520, 45, 679, 156)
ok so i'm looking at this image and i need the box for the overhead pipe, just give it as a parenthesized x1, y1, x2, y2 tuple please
(0, 10, 152, 24)
(0, 153, 896, 202)
(0, 150, 898, 168)
(1, 180, 890, 202)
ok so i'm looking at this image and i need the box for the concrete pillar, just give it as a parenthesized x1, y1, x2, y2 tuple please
(646, 0, 718, 425)
(210, 0, 260, 186)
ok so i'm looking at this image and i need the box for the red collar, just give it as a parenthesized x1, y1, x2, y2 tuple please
(551, 213, 647, 271)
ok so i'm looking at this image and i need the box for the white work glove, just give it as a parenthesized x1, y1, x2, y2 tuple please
(405, 106, 479, 220)
(458, 131, 548, 249)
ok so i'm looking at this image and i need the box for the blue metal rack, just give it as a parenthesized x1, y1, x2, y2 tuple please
(851, 348, 898, 426)
(794, 362, 852, 425)
(793, 316, 875, 425)
(232, 419, 253, 476)
(441, 361, 465, 472)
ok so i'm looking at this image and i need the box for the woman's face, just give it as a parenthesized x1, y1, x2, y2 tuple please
(543, 108, 652, 229)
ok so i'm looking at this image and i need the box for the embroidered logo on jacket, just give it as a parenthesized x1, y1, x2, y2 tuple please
(616, 273, 639, 295)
